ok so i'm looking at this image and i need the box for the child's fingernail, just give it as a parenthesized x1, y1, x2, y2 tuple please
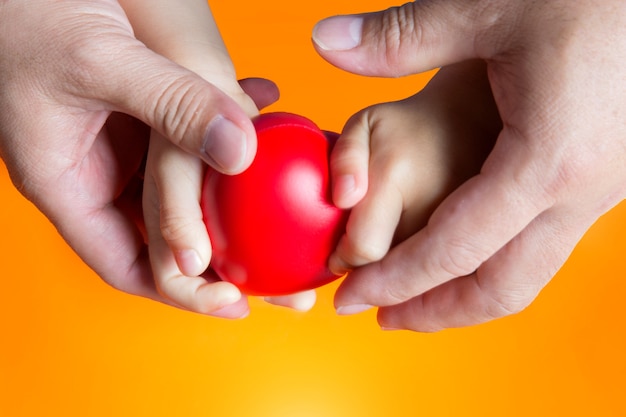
(313, 16, 363, 51)
(336, 304, 373, 315)
(380, 326, 401, 331)
(333, 174, 357, 207)
(203, 116, 247, 173)
(211, 301, 249, 319)
(176, 249, 204, 277)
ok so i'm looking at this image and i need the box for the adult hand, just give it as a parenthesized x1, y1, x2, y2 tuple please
(0, 0, 257, 302)
(313, 0, 626, 331)
(124, 0, 316, 316)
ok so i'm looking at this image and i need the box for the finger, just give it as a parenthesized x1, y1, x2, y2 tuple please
(152, 236, 248, 318)
(48, 185, 158, 301)
(264, 290, 317, 312)
(312, 1, 515, 76)
(329, 108, 404, 274)
(146, 132, 211, 277)
(141, 80, 277, 308)
(329, 88, 494, 276)
(238, 78, 280, 111)
(330, 184, 403, 275)
(334, 131, 555, 310)
(377, 205, 593, 332)
(142, 137, 248, 317)
(90, 42, 257, 175)
(145, 210, 249, 318)
(25, 115, 160, 301)
(329, 111, 370, 209)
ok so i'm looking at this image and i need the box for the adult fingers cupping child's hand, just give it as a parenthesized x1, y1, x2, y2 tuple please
(144, 78, 320, 317)
(330, 61, 500, 315)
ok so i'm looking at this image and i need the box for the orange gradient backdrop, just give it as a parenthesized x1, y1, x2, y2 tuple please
(1, 1, 625, 416)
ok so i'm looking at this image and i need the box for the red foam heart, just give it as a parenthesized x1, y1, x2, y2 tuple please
(201, 112, 348, 296)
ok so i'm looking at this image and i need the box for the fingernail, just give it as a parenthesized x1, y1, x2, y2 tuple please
(333, 174, 357, 208)
(211, 302, 250, 319)
(203, 116, 247, 173)
(328, 252, 352, 276)
(176, 249, 204, 277)
(336, 304, 373, 315)
(336, 174, 356, 192)
(211, 291, 249, 319)
(313, 16, 363, 51)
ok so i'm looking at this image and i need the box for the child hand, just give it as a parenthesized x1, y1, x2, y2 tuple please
(329, 61, 500, 291)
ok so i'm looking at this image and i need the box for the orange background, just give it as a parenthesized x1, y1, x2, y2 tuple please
(1, 1, 625, 416)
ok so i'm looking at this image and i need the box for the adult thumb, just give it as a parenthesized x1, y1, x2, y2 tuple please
(103, 47, 257, 175)
(312, 1, 504, 77)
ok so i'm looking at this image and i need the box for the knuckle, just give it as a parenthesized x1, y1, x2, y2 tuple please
(375, 148, 413, 186)
(159, 208, 199, 247)
(381, 281, 414, 305)
(189, 293, 213, 315)
(470, 0, 513, 55)
(476, 274, 535, 320)
(154, 276, 191, 310)
(510, 141, 597, 208)
(371, 0, 513, 69)
(374, 254, 425, 306)
(154, 280, 184, 309)
(149, 75, 204, 149)
(543, 148, 600, 200)
(331, 139, 367, 171)
(335, 110, 370, 146)
(482, 290, 531, 320)
(6, 168, 37, 201)
(426, 234, 487, 279)
(340, 232, 389, 267)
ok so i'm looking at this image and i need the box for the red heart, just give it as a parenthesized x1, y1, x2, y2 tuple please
(201, 112, 349, 296)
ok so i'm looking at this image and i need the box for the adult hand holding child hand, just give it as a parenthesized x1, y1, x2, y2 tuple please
(313, 0, 626, 331)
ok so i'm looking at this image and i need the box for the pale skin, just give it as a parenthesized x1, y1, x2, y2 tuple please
(0, 0, 247, 304)
(122, 0, 316, 315)
(5, 0, 624, 328)
(314, 0, 626, 331)
(0, 0, 305, 312)
(329, 60, 499, 277)
(112, 1, 499, 318)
